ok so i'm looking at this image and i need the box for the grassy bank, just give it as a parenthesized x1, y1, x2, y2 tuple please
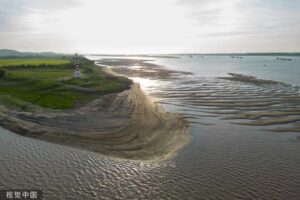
(0, 58, 70, 67)
(0, 56, 131, 109)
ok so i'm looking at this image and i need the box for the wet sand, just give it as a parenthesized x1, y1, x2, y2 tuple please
(98, 58, 300, 133)
(96, 58, 192, 79)
(1, 57, 300, 199)
(0, 65, 189, 160)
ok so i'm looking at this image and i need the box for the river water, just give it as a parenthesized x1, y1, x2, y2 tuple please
(1, 55, 300, 199)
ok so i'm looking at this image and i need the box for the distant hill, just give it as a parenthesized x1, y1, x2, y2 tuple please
(0, 49, 68, 58)
(0, 49, 23, 57)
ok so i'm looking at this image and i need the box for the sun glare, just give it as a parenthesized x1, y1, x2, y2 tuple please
(43, 0, 197, 54)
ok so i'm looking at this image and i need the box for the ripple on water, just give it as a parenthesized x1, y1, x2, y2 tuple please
(145, 75, 300, 132)
(1, 71, 300, 199)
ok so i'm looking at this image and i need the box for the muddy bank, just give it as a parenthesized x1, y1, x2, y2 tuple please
(96, 59, 192, 79)
(100, 60, 300, 133)
(219, 73, 284, 85)
(0, 81, 189, 161)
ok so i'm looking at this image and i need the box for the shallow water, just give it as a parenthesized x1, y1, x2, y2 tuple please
(151, 55, 300, 86)
(1, 55, 300, 199)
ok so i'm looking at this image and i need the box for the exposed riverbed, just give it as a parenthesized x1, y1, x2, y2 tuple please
(1, 55, 300, 199)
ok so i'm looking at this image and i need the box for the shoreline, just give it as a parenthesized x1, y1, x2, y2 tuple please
(97, 58, 300, 133)
(0, 62, 190, 161)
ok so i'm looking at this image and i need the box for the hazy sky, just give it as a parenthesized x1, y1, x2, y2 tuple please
(0, 0, 300, 54)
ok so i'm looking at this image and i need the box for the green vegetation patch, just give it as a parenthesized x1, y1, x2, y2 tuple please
(0, 79, 91, 109)
(5, 69, 73, 80)
(0, 58, 70, 67)
(64, 76, 131, 94)
(0, 57, 131, 110)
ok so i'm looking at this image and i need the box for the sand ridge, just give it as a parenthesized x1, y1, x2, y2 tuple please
(0, 80, 190, 160)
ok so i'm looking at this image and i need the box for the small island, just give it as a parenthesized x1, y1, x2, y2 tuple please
(0, 53, 189, 160)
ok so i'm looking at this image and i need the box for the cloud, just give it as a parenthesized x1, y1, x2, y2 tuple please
(0, 0, 81, 32)
(0, 0, 299, 53)
(0, 0, 82, 52)
(176, 0, 300, 36)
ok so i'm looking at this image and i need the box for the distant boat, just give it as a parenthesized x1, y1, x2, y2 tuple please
(231, 56, 243, 59)
(276, 57, 292, 61)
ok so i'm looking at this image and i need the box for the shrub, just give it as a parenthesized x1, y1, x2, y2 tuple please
(0, 69, 5, 78)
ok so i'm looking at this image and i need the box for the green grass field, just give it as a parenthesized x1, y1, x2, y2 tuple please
(0, 57, 131, 109)
(5, 69, 73, 80)
(0, 58, 70, 67)
(0, 80, 91, 109)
